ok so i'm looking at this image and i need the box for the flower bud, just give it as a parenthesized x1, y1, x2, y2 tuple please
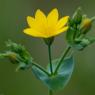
(0, 51, 19, 63)
(8, 52, 17, 60)
(6, 52, 19, 63)
(80, 18, 92, 34)
(72, 7, 82, 25)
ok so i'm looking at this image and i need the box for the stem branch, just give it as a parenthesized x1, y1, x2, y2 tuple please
(54, 46, 71, 74)
(32, 62, 50, 76)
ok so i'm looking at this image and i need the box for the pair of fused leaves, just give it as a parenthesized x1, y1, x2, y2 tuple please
(0, 40, 33, 71)
(32, 56, 74, 90)
(66, 8, 95, 50)
(0, 41, 75, 91)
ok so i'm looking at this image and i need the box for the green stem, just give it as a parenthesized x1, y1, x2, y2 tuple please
(32, 62, 50, 76)
(54, 46, 71, 74)
(48, 45, 53, 75)
(47, 45, 53, 95)
(49, 90, 53, 95)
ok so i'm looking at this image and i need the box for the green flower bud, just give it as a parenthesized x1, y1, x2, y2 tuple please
(8, 52, 19, 63)
(8, 52, 17, 59)
(72, 7, 82, 25)
(0, 51, 19, 63)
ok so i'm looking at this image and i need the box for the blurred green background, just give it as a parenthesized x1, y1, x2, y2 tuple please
(0, 0, 95, 95)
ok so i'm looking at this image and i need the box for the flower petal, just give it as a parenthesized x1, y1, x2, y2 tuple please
(35, 9, 47, 27)
(47, 8, 59, 27)
(54, 26, 69, 36)
(23, 28, 45, 38)
(27, 16, 35, 28)
(24, 9, 69, 38)
(57, 16, 69, 29)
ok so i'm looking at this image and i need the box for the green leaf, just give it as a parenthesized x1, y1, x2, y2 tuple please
(16, 62, 31, 71)
(73, 37, 95, 50)
(32, 57, 74, 90)
(32, 65, 49, 81)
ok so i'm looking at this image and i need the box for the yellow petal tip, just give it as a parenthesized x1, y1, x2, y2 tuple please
(52, 8, 58, 11)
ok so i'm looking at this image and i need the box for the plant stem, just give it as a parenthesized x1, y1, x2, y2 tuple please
(32, 62, 50, 76)
(48, 45, 53, 75)
(47, 45, 53, 95)
(49, 90, 53, 95)
(54, 46, 71, 74)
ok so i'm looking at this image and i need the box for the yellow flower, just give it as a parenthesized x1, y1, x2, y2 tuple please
(24, 8, 69, 38)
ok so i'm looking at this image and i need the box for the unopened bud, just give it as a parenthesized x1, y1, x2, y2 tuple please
(72, 7, 82, 25)
(7, 52, 19, 63)
(8, 52, 17, 60)
(80, 18, 92, 34)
